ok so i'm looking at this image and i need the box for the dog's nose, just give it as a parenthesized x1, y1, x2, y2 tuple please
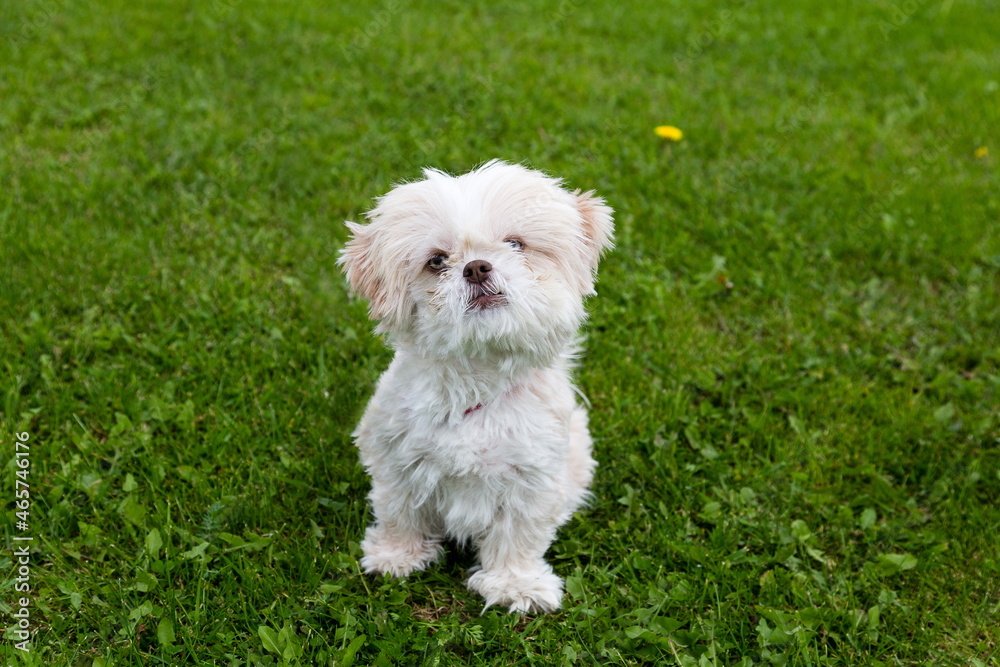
(463, 259, 492, 284)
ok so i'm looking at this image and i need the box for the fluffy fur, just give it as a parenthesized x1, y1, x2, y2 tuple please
(339, 160, 614, 612)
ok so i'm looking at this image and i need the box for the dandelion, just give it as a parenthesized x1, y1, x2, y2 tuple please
(655, 125, 684, 141)
(974, 146, 988, 158)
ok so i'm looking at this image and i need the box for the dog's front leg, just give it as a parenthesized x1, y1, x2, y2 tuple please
(359, 476, 442, 578)
(467, 500, 565, 613)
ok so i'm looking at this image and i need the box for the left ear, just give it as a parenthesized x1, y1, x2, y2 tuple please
(573, 189, 615, 288)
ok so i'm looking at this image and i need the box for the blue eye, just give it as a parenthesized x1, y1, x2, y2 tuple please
(505, 238, 524, 251)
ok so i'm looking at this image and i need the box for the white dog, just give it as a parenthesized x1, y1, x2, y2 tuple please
(339, 160, 614, 612)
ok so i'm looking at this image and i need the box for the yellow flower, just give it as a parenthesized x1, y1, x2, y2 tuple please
(655, 125, 683, 141)
(974, 146, 988, 158)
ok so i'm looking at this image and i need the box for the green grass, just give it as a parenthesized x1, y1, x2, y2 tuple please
(1, 0, 998, 664)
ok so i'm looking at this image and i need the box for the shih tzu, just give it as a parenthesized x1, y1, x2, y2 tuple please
(339, 160, 614, 612)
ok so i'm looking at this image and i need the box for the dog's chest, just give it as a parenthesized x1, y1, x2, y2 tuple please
(409, 419, 554, 538)
(409, 414, 535, 480)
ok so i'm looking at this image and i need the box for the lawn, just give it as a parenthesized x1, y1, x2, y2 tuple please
(1, 0, 998, 664)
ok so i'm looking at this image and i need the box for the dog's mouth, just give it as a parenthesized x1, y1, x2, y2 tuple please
(467, 285, 506, 310)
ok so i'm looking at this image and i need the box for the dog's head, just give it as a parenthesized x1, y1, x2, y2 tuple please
(339, 160, 614, 357)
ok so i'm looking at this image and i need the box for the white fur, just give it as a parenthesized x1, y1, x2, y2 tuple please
(339, 160, 614, 613)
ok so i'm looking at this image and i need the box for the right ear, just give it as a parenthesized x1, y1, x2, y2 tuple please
(338, 220, 414, 331)
(339, 221, 388, 321)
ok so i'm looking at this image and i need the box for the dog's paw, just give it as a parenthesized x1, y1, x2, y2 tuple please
(466, 566, 564, 613)
(360, 529, 441, 577)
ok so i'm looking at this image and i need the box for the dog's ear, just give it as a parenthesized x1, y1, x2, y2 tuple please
(339, 220, 411, 331)
(573, 189, 615, 292)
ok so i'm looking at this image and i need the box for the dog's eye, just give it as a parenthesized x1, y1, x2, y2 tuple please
(427, 254, 449, 271)
(505, 238, 524, 251)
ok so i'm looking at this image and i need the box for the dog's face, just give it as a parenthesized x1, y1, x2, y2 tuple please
(340, 161, 614, 357)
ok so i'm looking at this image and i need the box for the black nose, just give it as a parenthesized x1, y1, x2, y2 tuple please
(463, 259, 492, 284)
